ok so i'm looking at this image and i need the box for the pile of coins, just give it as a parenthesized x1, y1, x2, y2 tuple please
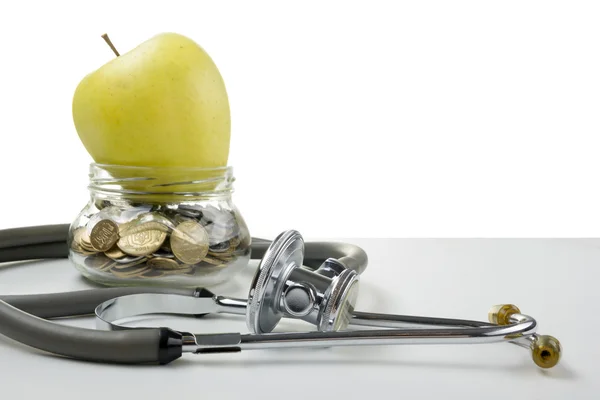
(70, 203, 249, 280)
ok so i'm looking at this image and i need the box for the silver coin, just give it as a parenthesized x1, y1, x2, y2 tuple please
(208, 240, 232, 253)
(176, 205, 203, 219)
(118, 205, 153, 223)
(112, 255, 146, 264)
(140, 269, 166, 278)
(205, 224, 230, 245)
(151, 251, 176, 259)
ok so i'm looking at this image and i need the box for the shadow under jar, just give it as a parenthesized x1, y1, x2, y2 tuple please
(68, 163, 251, 288)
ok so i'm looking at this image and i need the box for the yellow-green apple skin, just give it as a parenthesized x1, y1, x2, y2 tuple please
(72, 32, 230, 168)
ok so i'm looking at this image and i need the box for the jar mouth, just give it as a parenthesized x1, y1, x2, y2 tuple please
(91, 163, 233, 174)
(88, 163, 235, 201)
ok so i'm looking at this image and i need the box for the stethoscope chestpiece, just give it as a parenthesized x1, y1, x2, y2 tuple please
(246, 230, 305, 334)
(246, 230, 360, 334)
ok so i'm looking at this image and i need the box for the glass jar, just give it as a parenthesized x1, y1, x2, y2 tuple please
(67, 163, 251, 288)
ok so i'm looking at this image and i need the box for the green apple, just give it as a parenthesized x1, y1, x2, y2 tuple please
(72, 32, 231, 169)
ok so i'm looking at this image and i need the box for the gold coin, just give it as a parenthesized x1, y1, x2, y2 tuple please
(111, 265, 151, 278)
(90, 219, 120, 252)
(97, 260, 118, 272)
(119, 220, 171, 237)
(229, 236, 241, 248)
(71, 228, 95, 255)
(84, 254, 115, 271)
(117, 228, 167, 256)
(208, 251, 235, 260)
(110, 258, 149, 277)
(140, 269, 167, 278)
(104, 245, 126, 260)
(71, 228, 84, 249)
(163, 265, 194, 275)
(75, 228, 96, 253)
(170, 220, 209, 265)
(147, 257, 182, 270)
(201, 255, 227, 266)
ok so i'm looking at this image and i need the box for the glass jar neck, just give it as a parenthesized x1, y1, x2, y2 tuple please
(88, 163, 234, 203)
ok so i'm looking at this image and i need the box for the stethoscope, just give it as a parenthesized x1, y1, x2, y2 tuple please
(0, 225, 561, 368)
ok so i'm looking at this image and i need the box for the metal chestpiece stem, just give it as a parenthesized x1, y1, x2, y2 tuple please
(245, 230, 361, 334)
(278, 259, 357, 330)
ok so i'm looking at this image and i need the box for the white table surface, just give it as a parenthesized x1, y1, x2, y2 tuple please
(0, 238, 596, 399)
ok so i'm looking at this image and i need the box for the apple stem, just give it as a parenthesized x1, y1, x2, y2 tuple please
(101, 33, 120, 57)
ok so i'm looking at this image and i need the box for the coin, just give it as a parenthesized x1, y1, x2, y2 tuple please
(147, 257, 181, 270)
(118, 205, 153, 222)
(104, 245, 126, 260)
(229, 236, 241, 248)
(140, 269, 166, 278)
(111, 265, 151, 278)
(151, 250, 175, 259)
(78, 229, 97, 253)
(86, 206, 121, 236)
(84, 254, 115, 271)
(71, 228, 95, 255)
(205, 224, 231, 246)
(200, 254, 227, 266)
(113, 255, 146, 264)
(90, 219, 120, 252)
(111, 257, 147, 270)
(209, 240, 231, 253)
(170, 220, 210, 264)
(117, 227, 167, 256)
(176, 206, 203, 219)
(119, 212, 174, 237)
(110, 258, 149, 277)
(163, 265, 194, 275)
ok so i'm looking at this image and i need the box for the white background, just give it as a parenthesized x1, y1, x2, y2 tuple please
(1, 0, 599, 238)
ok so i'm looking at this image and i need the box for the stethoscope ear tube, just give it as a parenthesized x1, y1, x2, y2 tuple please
(0, 225, 70, 263)
(0, 296, 183, 364)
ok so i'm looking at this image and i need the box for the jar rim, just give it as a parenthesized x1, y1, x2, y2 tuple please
(88, 163, 235, 201)
(90, 162, 233, 174)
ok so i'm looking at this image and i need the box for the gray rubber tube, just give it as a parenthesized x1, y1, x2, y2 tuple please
(0, 242, 69, 262)
(250, 240, 368, 274)
(0, 287, 197, 319)
(0, 224, 69, 249)
(0, 300, 172, 364)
